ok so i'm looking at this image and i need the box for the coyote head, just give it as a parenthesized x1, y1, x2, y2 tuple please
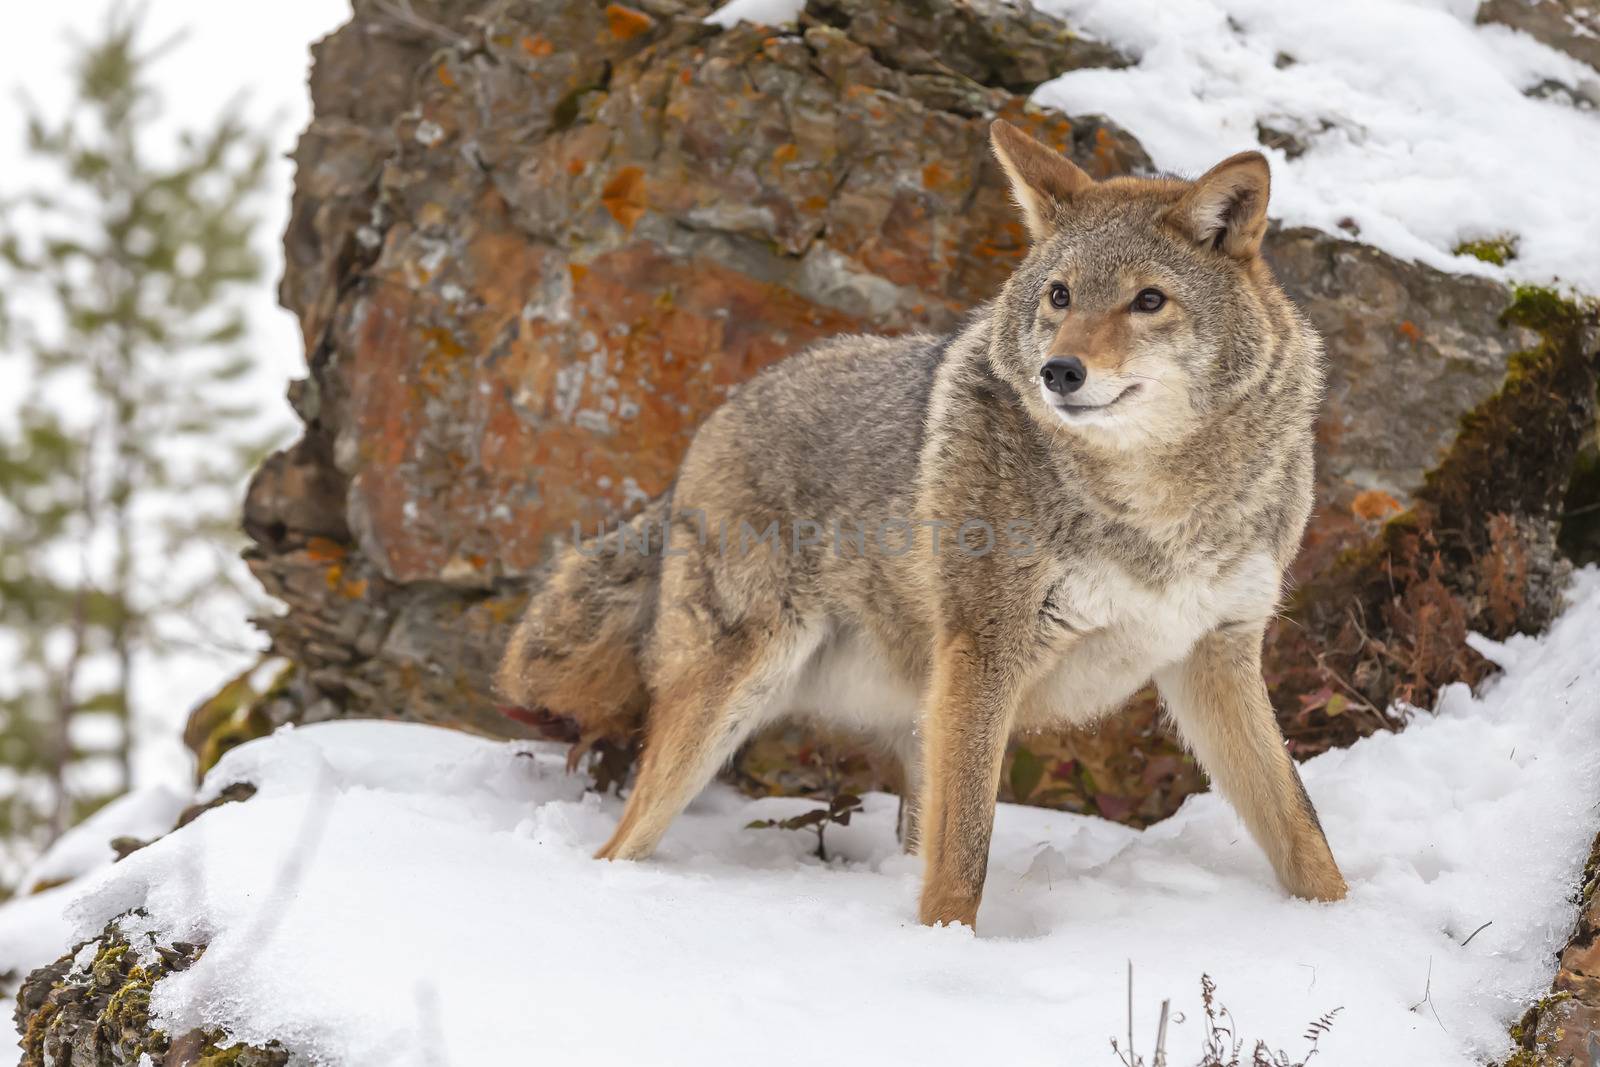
(988, 119, 1292, 449)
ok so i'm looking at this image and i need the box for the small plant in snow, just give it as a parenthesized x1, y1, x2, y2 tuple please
(746, 792, 863, 862)
(1111, 973, 1341, 1067)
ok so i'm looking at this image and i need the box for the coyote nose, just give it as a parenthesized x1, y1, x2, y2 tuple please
(1040, 357, 1086, 395)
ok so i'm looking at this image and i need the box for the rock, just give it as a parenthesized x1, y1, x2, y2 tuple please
(1264, 228, 1549, 578)
(232, 0, 1599, 823)
(303, 2, 1142, 587)
(805, 0, 1127, 93)
(1478, 0, 1600, 73)
(1254, 119, 1334, 160)
(1504, 828, 1600, 1065)
(242, 0, 1170, 804)
(173, 782, 259, 830)
(1266, 286, 1598, 752)
(14, 922, 286, 1067)
(1478, 0, 1600, 110)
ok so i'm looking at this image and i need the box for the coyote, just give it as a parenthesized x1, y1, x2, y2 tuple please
(498, 119, 1347, 928)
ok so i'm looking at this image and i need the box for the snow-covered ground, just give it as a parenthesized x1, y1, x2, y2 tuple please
(4, 568, 1597, 1066)
(14, 785, 189, 894)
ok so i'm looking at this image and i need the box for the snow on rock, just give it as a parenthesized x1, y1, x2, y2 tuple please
(1032, 0, 1600, 295)
(704, 0, 806, 29)
(3, 568, 1593, 1064)
(1, 786, 188, 1067)
(16, 784, 188, 892)
(0, 883, 79, 1067)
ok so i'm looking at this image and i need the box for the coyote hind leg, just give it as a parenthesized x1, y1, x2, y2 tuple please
(892, 728, 924, 854)
(596, 613, 817, 862)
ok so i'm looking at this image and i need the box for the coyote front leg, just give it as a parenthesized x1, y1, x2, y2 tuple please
(1155, 625, 1347, 901)
(917, 634, 1022, 928)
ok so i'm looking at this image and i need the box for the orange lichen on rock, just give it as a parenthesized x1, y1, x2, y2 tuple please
(600, 166, 647, 229)
(305, 537, 347, 563)
(1351, 489, 1403, 521)
(605, 4, 653, 40)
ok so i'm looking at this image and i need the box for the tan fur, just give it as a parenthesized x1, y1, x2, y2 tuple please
(1050, 306, 1137, 377)
(495, 497, 665, 743)
(990, 119, 1094, 242)
(1154, 624, 1347, 901)
(497, 119, 1347, 928)
(1169, 152, 1272, 260)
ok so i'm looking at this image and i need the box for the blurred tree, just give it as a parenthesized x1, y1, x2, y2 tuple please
(0, 408, 85, 893)
(0, 5, 275, 896)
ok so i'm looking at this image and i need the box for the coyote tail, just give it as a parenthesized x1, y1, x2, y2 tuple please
(495, 494, 668, 749)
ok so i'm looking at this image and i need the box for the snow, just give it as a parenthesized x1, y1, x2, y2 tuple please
(1031, 0, 1600, 295)
(0, 883, 78, 998)
(16, 785, 188, 892)
(0, 883, 76, 1065)
(0, 570, 1588, 1065)
(0, 787, 186, 1067)
(704, 0, 806, 29)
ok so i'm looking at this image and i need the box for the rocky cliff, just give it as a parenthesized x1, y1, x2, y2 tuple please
(226, 0, 1600, 820)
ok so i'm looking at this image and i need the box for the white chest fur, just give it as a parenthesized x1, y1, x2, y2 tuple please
(1053, 551, 1280, 647)
(782, 553, 1283, 744)
(1021, 552, 1283, 727)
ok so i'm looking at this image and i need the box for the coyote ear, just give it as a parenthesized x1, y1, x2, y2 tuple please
(989, 119, 1093, 243)
(1170, 152, 1271, 259)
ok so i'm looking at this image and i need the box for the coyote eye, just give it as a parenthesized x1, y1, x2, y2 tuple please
(1132, 288, 1167, 313)
(1047, 283, 1070, 309)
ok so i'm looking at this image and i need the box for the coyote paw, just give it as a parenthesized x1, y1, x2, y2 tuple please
(917, 888, 980, 930)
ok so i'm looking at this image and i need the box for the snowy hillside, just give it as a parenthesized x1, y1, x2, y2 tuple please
(3, 568, 1598, 1066)
(5, 0, 1598, 1064)
(1036, 0, 1600, 293)
(721, 0, 1600, 291)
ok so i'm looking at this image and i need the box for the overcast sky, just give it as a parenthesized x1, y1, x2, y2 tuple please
(4, 1, 351, 420)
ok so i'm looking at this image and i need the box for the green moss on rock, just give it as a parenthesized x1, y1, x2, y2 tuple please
(1422, 287, 1594, 529)
(1454, 235, 1518, 266)
(1503, 991, 1579, 1065)
(1557, 403, 1600, 567)
(15, 921, 288, 1067)
(183, 660, 293, 780)
(1501, 283, 1585, 333)
(1268, 285, 1598, 744)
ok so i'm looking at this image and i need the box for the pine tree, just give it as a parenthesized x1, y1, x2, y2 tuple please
(0, 407, 86, 891)
(0, 6, 277, 895)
